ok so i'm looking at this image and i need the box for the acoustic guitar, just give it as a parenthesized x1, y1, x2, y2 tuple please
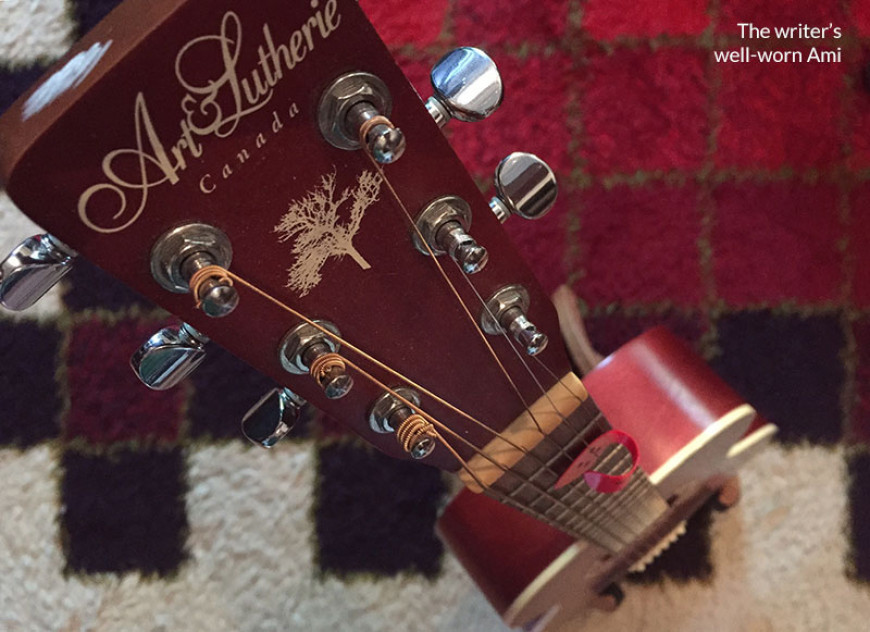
(0, 1, 776, 629)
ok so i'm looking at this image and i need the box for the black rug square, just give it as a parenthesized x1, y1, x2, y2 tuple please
(584, 310, 706, 358)
(315, 442, 444, 577)
(847, 451, 870, 583)
(0, 320, 63, 447)
(188, 345, 288, 440)
(61, 448, 188, 576)
(63, 259, 153, 312)
(71, 0, 126, 38)
(0, 64, 46, 115)
(712, 311, 845, 444)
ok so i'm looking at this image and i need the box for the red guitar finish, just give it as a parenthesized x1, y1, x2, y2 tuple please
(0, 0, 571, 469)
(438, 326, 776, 630)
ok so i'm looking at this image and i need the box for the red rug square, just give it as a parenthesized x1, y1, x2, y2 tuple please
(453, 0, 569, 46)
(855, 1, 870, 37)
(849, 61, 870, 170)
(583, 0, 709, 39)
(712, 182, 841, 306)
(716, 61, 843, 170)
(718, 1, 845, 35)
(573, 182, 702, 305)
(448, 52, 574, 178)
(580, 47, 708, 176)
(66, 318, 185, 444)
(359, 0, 448, 47)
(851, 184, 870, 308)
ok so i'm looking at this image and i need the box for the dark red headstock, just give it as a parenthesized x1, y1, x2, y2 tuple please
(0, 0, 572, 472)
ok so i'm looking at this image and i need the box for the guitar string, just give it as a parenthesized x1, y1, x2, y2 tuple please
(445, 258, 647, 536)
(224, 269, 611, 534)
(532, 354, 652, 529)
(225, 270, 530, 458)
(364, 157, 643, 537)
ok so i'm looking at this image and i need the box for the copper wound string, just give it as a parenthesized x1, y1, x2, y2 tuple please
(221, 270, 597, 523)
(188, 265, 234, 309)
(222, 270, 529, 458)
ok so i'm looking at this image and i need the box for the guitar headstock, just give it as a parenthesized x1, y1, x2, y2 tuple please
(0, 0, 569, 473)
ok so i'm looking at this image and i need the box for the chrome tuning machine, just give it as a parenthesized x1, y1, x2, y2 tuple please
(369, 388, 436, 460)
(426, 47, 504, 127)
(480, 285, 548, 356)
(0, 234, 75, 311)
(279, 321, 353, 400)
(242, 387, 307, 448)
(413, 196, 488, 274)
(151, 223, 239, 318)
(489, 152, 558, 223)
(131, 322, 208, 390)
(318, 72, 405, 164)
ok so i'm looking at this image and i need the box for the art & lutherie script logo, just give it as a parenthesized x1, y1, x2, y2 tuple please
(77, 1, 342, 234)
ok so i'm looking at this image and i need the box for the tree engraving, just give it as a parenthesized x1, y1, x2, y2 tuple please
(274, 169, 382, 296)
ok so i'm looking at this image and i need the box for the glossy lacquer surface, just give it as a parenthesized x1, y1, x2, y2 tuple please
(0, 0, 573, 469)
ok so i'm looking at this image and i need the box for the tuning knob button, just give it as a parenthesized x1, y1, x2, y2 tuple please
(242, 387, 306, 448)
(131, 323, 208, 390)
(480, 285, 548, 356)
(318, 72, 406, 164)
(369, 388, 436, 460)
(279, 321, 353, 399)
(489, 152, 558, 223)
(413, 195, 488, 274)
(0, 234, 75, 311)
(426, 47, 504, 127)
(150, 223, 239, 318)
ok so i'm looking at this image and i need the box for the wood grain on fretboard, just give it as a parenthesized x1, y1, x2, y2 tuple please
(459, 376, 668, 553)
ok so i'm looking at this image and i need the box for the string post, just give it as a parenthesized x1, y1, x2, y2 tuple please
(317, 72, 405, 164)
(396, 414, 438, 459)
(413, 195, 489, 275)
(279, 320, 353, 400)
(150, 223, 238, 318)
(184, 256, 238, 318)
(480, 284, 548, 356)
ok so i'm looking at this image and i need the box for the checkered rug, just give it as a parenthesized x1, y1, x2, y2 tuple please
(2, 1, 870, 630)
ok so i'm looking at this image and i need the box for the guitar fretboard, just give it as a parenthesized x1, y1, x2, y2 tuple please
(482, 397, 669, 554)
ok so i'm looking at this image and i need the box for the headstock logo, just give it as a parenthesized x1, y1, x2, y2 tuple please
(274, 168, 382, 297)
(77, 1, 341, 234)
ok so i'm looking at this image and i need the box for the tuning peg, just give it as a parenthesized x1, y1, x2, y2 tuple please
(0, 234, 75, 311)
(151, 223, 239, 318)
(426, 47, 504, 127)
(318, 72, 406, 164)
(241, 387, 306, 448)
(413, 195, 489, 274)
(130, 323, 208, 390)
(480, 284, 548, 356)
(489, 152, 558, 223)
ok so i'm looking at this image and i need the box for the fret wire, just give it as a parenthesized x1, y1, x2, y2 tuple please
(560, 450, 648, 531)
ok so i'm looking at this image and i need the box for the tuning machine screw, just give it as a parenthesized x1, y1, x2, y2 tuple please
(131, 323, 208, 390)
(150, 223, 239, 318)
(413, 196, 488, 274)
(242, 387, 306, 448)
(318, 72, 405, 164)
(369, 388, 436, 460)
(426, 47, 504, 127)
(480, 285, 548, 356)
(489, 152, 558, 223)
(279, 321, 353, 399)
(0, 234, 75, 311)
